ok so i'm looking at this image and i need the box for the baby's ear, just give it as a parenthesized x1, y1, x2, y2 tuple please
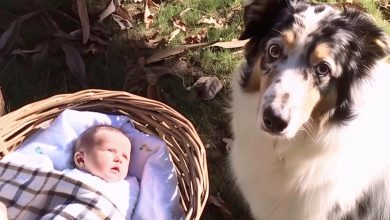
(74, 151, 85, 167)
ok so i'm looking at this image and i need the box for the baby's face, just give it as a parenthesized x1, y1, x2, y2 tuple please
(82, 130, 131, 182)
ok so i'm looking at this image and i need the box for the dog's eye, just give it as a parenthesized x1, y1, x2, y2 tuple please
(315, 62, 331, 76)
(268, 44, 281, 59)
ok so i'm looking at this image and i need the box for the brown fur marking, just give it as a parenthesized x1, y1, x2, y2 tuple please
(310, 43, 331, 65)
(282, 30, 296, 49)
(243, 58, 262, 92)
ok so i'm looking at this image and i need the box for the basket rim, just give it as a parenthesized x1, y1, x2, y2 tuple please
(0, 89, 209, 220)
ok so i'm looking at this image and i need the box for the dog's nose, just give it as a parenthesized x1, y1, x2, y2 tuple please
(263, 107, 288, 133)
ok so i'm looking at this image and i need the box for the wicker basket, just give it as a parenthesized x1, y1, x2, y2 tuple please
(0, 89, 209, 220)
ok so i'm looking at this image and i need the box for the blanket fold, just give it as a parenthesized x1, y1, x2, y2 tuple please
(0, 162, 125, 220)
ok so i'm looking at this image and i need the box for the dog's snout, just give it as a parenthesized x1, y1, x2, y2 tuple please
(263, 107, 289, 133)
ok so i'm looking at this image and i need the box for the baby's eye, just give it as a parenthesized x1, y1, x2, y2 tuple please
(108, 148, 115, 153)
(122, 154, 128, 160)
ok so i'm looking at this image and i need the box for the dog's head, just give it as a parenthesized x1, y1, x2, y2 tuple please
(239, 0, 390, 138)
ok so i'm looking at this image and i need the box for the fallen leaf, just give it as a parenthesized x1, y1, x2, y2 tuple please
(99, 0, 119, 22)
(202, 77, 223, 100)
(0, 11, 39, 56)
(146, 46, 186, 64)
(69, 29, 82, 38)
(184, 36, 199, 44)
(168, 29, 181, 43)
(11, 48, 42, 55)
(186, 76, 208, 89)
(172, 16, 186, 32)
(184, 28, 207, 44)
(139, 33, 166, 49)
(197, 16, 223, 28)
(115, 5, 132, 20)
(82, 43, 99, 54)
(76, 0, 90, 44)
(144, 0, 155, 28)
(179, 8, 192, 16)
(225, 5, 242, 22)
(90, 34, 110, 46)
(188, 76, 223, 100)
(149, 0, 160, 8)
(112, 14, 133, 30)
(145, 42, 210, 64)
(62, 43, 86, 86)
(208, 39, 249, 49)
(140, 39, 164, 49)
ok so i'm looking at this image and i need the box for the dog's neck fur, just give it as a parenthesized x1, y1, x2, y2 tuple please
(230, 60, 390, 220)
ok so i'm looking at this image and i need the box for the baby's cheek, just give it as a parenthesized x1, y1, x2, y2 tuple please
(122, 165, 129, 174)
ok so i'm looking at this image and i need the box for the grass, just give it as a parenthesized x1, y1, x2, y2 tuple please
(0, 0, 389, 219)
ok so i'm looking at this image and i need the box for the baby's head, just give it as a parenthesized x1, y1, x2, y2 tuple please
(74, 125, 131, 182)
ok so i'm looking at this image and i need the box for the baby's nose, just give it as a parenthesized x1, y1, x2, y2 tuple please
(114, 156, 122, 163)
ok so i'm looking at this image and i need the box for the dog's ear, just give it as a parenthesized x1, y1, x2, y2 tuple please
(239, 0, 291, 40)
(363, 19, 390, 59)
(342, 8, 390, 59)
(370, 34, 390, 59)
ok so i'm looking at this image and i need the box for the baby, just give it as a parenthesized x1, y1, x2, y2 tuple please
(73, 125, 131, 182)
(65, 125, 139, 219)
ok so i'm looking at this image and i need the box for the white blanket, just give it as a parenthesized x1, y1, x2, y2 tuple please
(2, 152, 140, 219)
(64, 169, 139, 219)
(0, 159, 126, 220)
(13, 109, 184, 220)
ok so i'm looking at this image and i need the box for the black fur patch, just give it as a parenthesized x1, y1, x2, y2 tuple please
(314, 5, 326, 14)
(239, 64, 254, 87)
(294, 3, 308, 14)
(240, 0, 289, 40)
(326, 180, 390, 220)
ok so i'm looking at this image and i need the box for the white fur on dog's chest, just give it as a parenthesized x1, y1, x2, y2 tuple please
(231, 129, 384, 220)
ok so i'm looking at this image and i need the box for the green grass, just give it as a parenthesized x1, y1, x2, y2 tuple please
(361, 0, 390, 33)
(146, 0, 243, 44)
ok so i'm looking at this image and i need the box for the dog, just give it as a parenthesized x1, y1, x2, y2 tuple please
(229, 0, 390, 219)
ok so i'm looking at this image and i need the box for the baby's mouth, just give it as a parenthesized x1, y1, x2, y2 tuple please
(111, 167, 120, 173)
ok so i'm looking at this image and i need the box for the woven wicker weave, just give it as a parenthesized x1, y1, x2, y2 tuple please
(0, 89, 209, 220)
